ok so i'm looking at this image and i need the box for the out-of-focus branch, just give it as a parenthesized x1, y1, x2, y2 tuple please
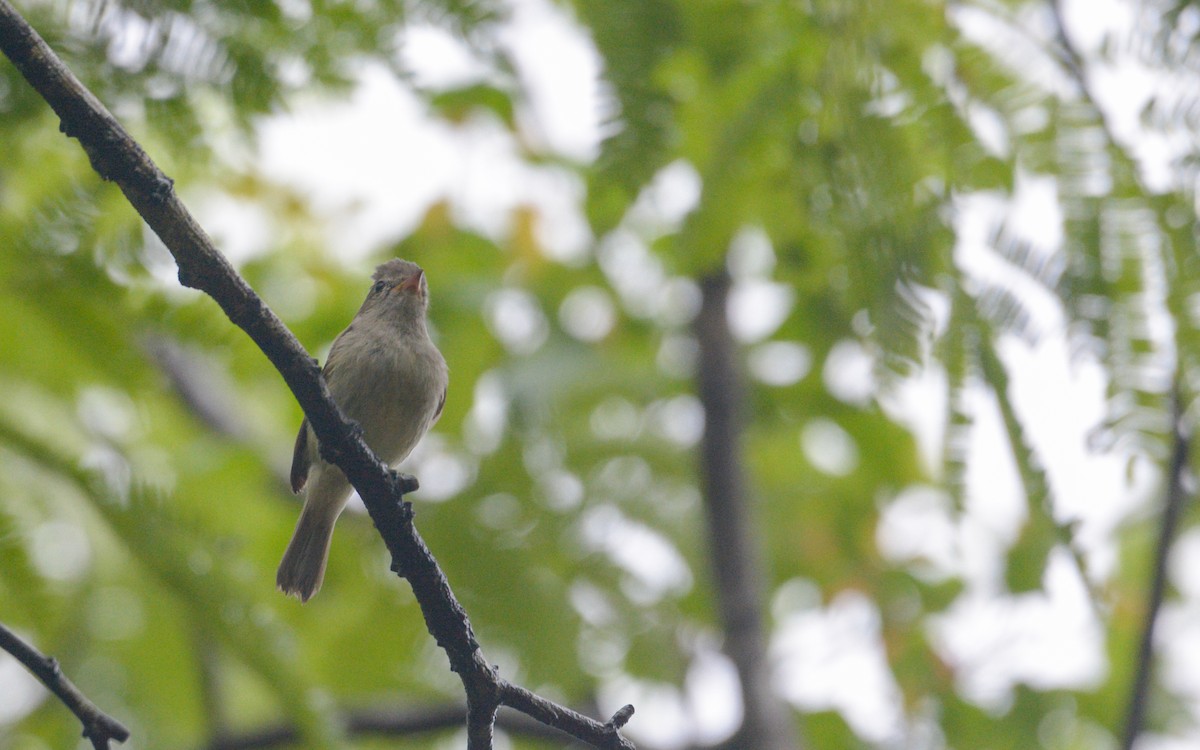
(0, 4, 635, 749)
(976, 327, 1098, 602)
(193, 626, 230, 743)
(142, 334, 251, 442)
(142, 333, 293, 488)
(1121, 391, 1190, 750)
(0, 622, 130, 749)
(694, 269, 799, 750)
(205, 703, 580, 750)
(1042, 6, 1196, 745)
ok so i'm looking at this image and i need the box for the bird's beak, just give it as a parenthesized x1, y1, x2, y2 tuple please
(394, 269, 424, 294)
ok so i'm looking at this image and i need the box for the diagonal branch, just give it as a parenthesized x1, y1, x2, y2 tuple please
(974, 317, 1099, 604)
(0, 622, 130, 749)
(1120, 390, 1191, 750)
(0, 4, 634, 749)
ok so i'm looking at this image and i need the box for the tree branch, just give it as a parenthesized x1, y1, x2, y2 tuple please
(142, 334, 253, 444)
(142, 333, 294, 491)
(694, 270, 798, 750)
(500, 682, 635, 749)
(0, 622, 130, 749)
(0, 3, 635, 748)
(1041, 8, 1197, 744)
(205, 703, 581, 750)
(1121, 391, 1190, 750)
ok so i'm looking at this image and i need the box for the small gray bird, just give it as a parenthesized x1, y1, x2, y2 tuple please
(277, 259, 448, 602)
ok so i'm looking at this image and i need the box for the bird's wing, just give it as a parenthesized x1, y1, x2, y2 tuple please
(290, 419, 310, 494)
(432, 385, 446, 425)
(291, 327, 354, 493)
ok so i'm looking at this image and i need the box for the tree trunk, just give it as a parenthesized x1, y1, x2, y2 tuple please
(694, 269, 800, 750)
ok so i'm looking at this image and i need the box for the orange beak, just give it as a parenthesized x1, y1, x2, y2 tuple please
(393, 269, 424, 294)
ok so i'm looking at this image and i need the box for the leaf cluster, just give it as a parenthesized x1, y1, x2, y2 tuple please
(6, 0, 1200, 748)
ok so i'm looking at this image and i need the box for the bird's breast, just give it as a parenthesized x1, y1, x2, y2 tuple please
(328, 335, 446, 466)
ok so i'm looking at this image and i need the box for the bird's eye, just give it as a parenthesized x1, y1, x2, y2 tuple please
(372, 280, 387, 294)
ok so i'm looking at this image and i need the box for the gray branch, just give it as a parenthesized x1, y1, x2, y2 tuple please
(1121, 391, 1191, 750)
(694, 270, 799, 750)
(0, 622, 130, 749)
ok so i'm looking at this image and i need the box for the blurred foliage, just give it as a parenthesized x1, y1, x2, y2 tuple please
(3, 0, 1200, 748)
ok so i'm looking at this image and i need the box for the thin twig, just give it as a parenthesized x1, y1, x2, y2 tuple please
(0, 622, 130, 749)
(0, 4, 635, 748)
(1121, 391, 1190, 750)
(501, 682, 636, 750)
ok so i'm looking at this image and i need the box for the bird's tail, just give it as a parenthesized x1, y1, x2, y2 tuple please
(276, 501, 339, 602)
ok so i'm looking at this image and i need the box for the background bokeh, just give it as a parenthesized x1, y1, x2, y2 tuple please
(2, 0, 1199, 748)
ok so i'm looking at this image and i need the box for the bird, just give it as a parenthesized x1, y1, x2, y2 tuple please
(276, 259, 448, 602)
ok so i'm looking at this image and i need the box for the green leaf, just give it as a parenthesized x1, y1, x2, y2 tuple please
(428, 83, 516, 129)
(1004, 513, 1058, 594)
